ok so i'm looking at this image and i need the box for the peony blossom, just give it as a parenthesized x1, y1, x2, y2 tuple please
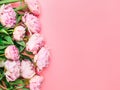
(0, 4, 16, 28)
(21, 60, 35, 79)
(34, 47, 50, 70)
(22, 13, 41, 34)
(29, 75, 43, 90)
(24, 0, 40, 16)
(13, 26, 26, 41)
(26, 34, 44, 54)
(5, 60, 20, 82)
(5, 45, 20, 60)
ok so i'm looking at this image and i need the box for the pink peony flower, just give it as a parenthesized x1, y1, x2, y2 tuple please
(13, 26, 26, 41)
(5, 60, 20, 82)
(5, 45, 20, 60)
(26, 34, 44, 54)
(0, 4, 16, 28)
(34, 47, 50, 70)
(25, 0, 40, 16)
(29, 75, 43, 90)
(22, 13, 41, 34)
(21, 60, 35, 79)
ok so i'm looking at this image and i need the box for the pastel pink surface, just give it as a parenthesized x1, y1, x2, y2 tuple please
(39, 0, 120, 90)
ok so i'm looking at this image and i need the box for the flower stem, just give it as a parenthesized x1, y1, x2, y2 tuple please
(0, 0, 19, 5)
(0, 84, 7, 90)
(0, 54, 4, 56)
(2, 81, 6, 88)
(8, 29, 14, 31)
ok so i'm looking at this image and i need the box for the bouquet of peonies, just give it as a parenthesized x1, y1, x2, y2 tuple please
(0, 0, 50, 90)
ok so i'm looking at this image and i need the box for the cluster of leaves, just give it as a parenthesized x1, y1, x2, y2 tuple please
(0, 76, 29, 90)
(0, 0, 32, 90)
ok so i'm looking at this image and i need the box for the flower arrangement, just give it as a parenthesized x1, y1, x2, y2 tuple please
(0, 0, 50, 90)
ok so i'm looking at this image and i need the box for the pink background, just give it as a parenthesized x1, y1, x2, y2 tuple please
(39, 0, 120, 90)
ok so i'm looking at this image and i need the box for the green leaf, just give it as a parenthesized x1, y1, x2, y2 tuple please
(7, 29, 14, 35)
(7, 29, 14, 32)
(0, 56, 6, 61)
(22, 88, 30, 90)
(9, 79, 26, 89)
(0, 46, 7, 50)
(7, 87, 14, 90)
(0, 0, 19, 5)
(10, 79, 24, 85)
(20, 54, 32, 62)
(19, 46, 25, 52)
(14, 41, 26, 52)
(0, 29, 8, 35)
(15, 5, 27, 12)
(3, 77, 11, 89)
(0, 37, 4, 45)
(25, 51, 33, 55)
(0, 35, 13, 45)
(0, 51, 4, 54)
(4, 36, 14, 45)
(16, 41, 25, 47)
(1, 41, 11, 45)
(16, 15, 22, 24)
(0, 68, 4, 80)
(16, 86, 24, 89)
(15, 45, 25, 53)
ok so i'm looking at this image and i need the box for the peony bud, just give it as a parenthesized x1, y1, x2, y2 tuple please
(0, 4, 16, 28)
(34, 47, 50, 71)
(22, 13, 41, 34)
(13, 26, 26, 41)
(24, 0, 40, 16)
(5, 45, 20, 60)
(29, 75, 43, 90)
(21, 60, 35, 79)
(5, 60, 20, 82)
(26, 34, 44, 54)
